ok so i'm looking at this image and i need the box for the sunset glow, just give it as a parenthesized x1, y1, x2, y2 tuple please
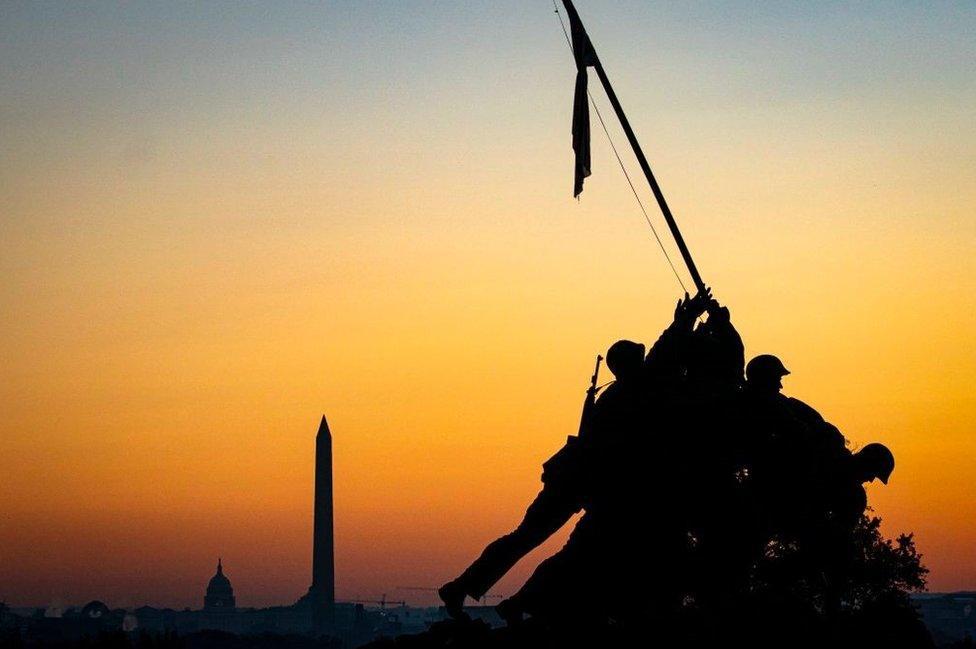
(2, 1, 975, 609)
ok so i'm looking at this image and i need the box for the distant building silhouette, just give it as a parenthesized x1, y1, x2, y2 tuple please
(203, 559, 236, 611)
(0, 416, 372, 644)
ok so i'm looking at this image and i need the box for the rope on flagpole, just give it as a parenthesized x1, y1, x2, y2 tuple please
(551, 0, 688, 294)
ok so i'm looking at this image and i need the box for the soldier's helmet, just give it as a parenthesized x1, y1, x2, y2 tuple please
(856, 443, 895, 484)
(606, 339, 646, 380)
(746, 354, 790, 384)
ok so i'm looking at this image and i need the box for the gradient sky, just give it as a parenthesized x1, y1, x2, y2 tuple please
(2, 1, 975, 609)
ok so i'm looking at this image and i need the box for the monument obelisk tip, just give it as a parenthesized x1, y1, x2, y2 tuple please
(317, 414, 331, 439)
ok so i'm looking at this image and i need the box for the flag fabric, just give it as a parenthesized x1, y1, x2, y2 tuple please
(566, 1, 597, 198)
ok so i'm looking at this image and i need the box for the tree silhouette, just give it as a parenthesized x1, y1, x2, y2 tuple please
(737, 512, 931, 648)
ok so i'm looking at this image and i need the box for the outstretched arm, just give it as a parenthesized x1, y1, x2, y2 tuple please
(645, 288, 711, 376)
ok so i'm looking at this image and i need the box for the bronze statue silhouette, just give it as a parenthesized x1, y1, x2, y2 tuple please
(374, 1, 930, 645)
(438, 339, 646, 620)
(419, 291, 927, 648)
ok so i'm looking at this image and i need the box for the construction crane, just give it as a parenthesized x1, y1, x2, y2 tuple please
(344, 594, 405, 610)
(397, 586, 505, 606)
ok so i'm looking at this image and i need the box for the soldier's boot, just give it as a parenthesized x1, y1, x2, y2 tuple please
(495, 596, 524, 627)
(438, 579, 470, 620)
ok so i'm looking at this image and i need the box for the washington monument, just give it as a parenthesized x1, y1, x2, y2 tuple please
(306, 415, 335, 628)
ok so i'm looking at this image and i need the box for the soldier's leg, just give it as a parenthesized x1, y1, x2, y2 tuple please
(496, 515, 606, 625)
(499, 539, 583, 623)
(440, 486, 580, 613)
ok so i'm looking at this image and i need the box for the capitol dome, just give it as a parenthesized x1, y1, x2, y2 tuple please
(203, 558, 236, 611)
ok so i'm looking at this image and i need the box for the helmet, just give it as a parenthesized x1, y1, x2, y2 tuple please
(606, 340, 646, 380)
(857, 443, 895, 484)
(746, 354, 790, 384)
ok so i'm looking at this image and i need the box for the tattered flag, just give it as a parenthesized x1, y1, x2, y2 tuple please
(566, 1, 597, 198)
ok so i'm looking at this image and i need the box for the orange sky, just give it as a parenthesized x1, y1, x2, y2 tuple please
(1, 2, 975, 609)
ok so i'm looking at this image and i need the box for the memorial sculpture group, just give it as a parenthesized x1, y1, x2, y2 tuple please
(369, 2, 931, 645)
(426, 291, 930, 647)
(366, 292, 931, 648)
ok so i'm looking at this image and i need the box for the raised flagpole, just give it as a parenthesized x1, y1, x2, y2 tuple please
(562, 0, 707, 295)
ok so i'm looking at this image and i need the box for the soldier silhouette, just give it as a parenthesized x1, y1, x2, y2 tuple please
(736, 355, 900, 618)
(492, 292, 735, 627)
(814, 442, 895, 536)
(665, 297, 752, 617)
(438, 339, 647, 619)
(686, 297, 745, 396)
(807, 441, 896, 614)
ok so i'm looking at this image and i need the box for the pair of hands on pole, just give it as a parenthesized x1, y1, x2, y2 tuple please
(673, 287, 719, 328)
